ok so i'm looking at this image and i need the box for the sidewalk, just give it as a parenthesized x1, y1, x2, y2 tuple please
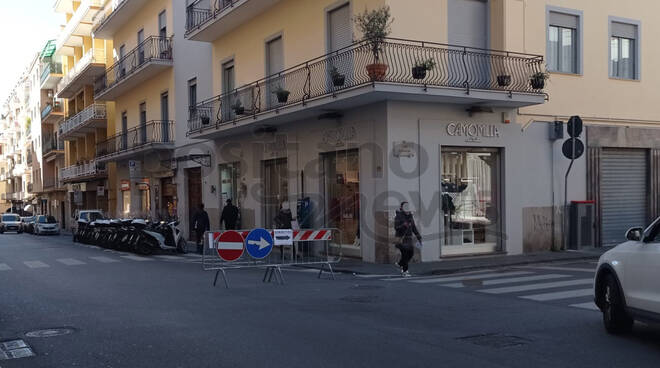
(325, 247, 610, 276)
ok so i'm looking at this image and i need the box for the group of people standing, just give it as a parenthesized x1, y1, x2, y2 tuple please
(191, 198, 240, 253)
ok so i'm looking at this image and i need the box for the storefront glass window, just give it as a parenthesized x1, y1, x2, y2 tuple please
(219, 162, 241, 227)
(441, 148, 500, 256)
(122, 190, 130, 216)
(322, 149, 360, 249)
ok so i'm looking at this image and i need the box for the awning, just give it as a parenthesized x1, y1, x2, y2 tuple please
(40, 40, 56, 60)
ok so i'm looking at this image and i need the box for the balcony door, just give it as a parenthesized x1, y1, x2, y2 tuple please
(327, 3, 352, 90)
(222, 60, 235, 121)
(266, 36, 284, 108)
(160, 92, 169, 143)
(139, 103, 147, 144)
(121, 111, 128, 151)
(118, 45, 126, 79)
(137, 29, 145, 65)
(448, 0, 490, 89)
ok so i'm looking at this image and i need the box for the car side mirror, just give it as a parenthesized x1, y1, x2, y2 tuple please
(625, 227, 643, 241)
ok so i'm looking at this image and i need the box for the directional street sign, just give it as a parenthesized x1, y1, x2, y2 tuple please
(245, 228, 274, 259)
(215, 230, 245, 261)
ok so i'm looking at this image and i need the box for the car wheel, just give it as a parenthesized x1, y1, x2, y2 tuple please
(602, 274, 633, 334)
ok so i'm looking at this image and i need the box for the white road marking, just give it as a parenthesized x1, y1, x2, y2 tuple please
(383, 269, 495, 282)
(24, 261, 50, 269)
(89, 256, 120, 263)
(479, 279, 593, 294)
(517, 265, 596, 273)
(120, 255, 153, 262)
(570, 302, 600, 311)
(411, 271, 533, 284)
(153, 255, 184, 261)
(443, 274, 570, 288)
(57, 258, 86, 266)
(520, 288, 593, 301)
(183, 253, 202, 258)
(0, 263, 11, 271)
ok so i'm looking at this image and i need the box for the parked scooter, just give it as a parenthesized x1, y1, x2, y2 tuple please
(137, 220, 187, 255)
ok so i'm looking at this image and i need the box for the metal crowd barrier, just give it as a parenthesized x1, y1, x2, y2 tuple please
(202, 228, 342, 288)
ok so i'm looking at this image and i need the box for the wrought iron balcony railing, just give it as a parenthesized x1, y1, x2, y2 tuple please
(185, 0, 224, 34)
(41, 101, 63, 120)
(59, 103, 107, 137)
(60, 160, 107, 181)
(97, 120, 175, 158)
(43, 176, 61, 189)
(43, 135, 64, 155)
(57, 48, 106, 96)
(95, 36, 173, 95)
(40, 62, 63, 85)
(187, 38, 545, 135)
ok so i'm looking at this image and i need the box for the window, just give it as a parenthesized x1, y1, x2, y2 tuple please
(159, 10, 167, 38)
(547, 10, 580, 74)
(609, 19, 639, 79)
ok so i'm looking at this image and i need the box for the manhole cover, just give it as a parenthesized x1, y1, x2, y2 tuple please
(351, 284, 384, 290)
(457, 333, 531, 349)
(341, 295, 381, 303)
(0, 339, 35, 361)
(25, 327, 75, 338)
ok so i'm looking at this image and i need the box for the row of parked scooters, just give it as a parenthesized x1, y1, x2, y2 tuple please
(73, 218, 187, 255)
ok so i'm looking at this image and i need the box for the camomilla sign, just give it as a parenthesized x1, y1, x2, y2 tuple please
(446, 123, 500, 138)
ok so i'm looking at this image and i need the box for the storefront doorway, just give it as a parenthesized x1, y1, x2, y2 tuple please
(263, 158, 288, 229)
(441, 147, 501, 256)
(219, 162, 241, 228)
(160, 177, 177, 221)
(321, 149, 360, 256)
(186, 167, 202, 241)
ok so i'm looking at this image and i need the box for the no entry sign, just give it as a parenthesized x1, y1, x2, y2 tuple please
(215, 231, 245, 261)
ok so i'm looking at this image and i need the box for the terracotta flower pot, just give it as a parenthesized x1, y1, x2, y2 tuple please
(366, 63, 388, 82)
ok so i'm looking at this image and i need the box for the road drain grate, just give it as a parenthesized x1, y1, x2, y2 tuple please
(457, 333, 531, 349)
(0, 339, 35, 360)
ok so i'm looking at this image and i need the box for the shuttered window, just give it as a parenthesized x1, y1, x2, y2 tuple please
(547, 11, 579, 74)
(609, 20, 639, 79)
(328, 3, 352, 52)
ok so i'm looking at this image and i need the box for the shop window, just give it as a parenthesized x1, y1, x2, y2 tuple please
(322, 149, 360, 248)
(441, 148, 501, 256)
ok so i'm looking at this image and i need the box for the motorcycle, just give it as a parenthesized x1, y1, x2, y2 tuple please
(137, 220, 187, 255)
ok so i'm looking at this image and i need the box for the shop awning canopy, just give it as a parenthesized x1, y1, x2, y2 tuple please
(40, 40, 56, 61)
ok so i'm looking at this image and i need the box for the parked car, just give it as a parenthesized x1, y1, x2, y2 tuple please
(594, 217, 660, 334)
(21, 216, 36, 234)
(0, 213, 24, 233)
(34, 215, 60, 235)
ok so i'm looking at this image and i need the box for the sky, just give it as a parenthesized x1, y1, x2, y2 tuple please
(0, 1, 62, 104)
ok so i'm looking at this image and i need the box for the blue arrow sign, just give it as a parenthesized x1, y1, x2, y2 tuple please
(245, 228, 274, 259)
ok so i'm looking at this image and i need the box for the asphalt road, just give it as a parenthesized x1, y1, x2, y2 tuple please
(1, 233, 659, 367)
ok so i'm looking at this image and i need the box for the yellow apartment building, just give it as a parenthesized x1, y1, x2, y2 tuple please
(180, 0, 660, 263)
(53, 0, 116, 223)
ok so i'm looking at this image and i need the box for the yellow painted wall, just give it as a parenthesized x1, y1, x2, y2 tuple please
(386, 0, 447, 43)
(514, 0, 660, 125)
(111, 0, 171, 53)
(113, 69, 174, 132)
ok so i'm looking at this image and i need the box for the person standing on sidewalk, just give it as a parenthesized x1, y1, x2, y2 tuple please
(394, 201, 422, 277)
(192, 203, 210, 253)
(220, 198, 239, 230)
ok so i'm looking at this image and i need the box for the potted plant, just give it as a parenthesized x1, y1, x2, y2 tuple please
(273, 86, 290, 103)
(200, 114, 210, 125)
(330, 66, 345, 87)
(412, 58, 435, 79)
(231, 99, 245, 115)
(496, 73, 511, 87)
(530, 71, 549, 89)
(355, 6, 393, 81)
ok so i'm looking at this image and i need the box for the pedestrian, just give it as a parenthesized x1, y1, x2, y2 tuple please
(273, 202, 293, 229)
(394, 201, 422, 277)
(192, 203, 210, 253)
(220, 198, 239, 230)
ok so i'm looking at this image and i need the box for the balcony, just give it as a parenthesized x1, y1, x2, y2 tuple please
(92, 0, 150, 39)
(97, 120, 174, 162)
(41, 100, 65, 125)
(187, 38, 546, 139)
(54, 0, 105, 57)
(60, 160, 107, 183)
(95, 36, 173, 100)
(56, 48, 106, 99)
(59, 103, 107, 140)
(43, 135, 65, 160)
(40, 62, 63, 89)
(185, 0, 280, 42)
(43, 176, 65, 192)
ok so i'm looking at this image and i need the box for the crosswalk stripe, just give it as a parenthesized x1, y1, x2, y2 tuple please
(443, 274, 570, 288)
(520, 288, 593, 301)
(570, 302, 600, 311)
(153, 255, 185, 261)
(90, 256, 120, 263)
(479, 278, 593, 294)
(411, 271, 533, 284)
(518, 266, 595, 273)
(24, 261, 49, 269)
(120, 255, 153, 262)
(57, 258, 86, 266)
(383, 269, 495, 282)
(0, 263, 11, 271)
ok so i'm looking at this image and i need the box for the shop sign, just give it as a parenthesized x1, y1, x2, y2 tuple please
(120, 180, 130, 191)
(129, 160, 142, 178)
(137, 178, 150, 191)
(447, 123, 500, 141)
(97, 186, 105, 196)
(322, 126, 356, 147)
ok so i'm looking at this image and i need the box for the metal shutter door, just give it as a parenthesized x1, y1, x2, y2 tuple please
(601, 149, 648, 246)
(329, 3, 351, 52)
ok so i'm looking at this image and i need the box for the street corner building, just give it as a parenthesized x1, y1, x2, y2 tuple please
(1, 0, 659, 265)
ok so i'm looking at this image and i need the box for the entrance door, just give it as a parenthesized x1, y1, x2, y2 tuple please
(601, 149, 648, 246)
(441, 147, 501, 256)
(448, 0, 490, 88)
(186, 167, 202, 240)
(322, 149, 360, 254)
(139, 103, 147, 144)
(219, 162, 241, 228)
(263, 158, 288, 229)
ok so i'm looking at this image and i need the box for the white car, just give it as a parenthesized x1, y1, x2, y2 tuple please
(34, 215, 60, 235)
(595, 218, 660, 333)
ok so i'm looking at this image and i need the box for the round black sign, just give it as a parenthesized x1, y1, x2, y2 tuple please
(562, 138, 584, 160)
(567, 116, 583, 138)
